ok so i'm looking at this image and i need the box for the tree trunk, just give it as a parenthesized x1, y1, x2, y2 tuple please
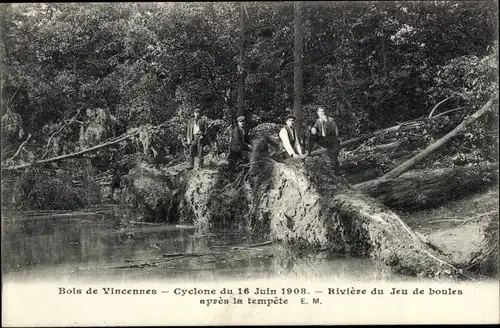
(157, 137, 463, 277)
(339, 107, 466, 150)
(293, 1, 304, 135)
(252, 156, 462, 277)
(382, 97, 497, 179)
(2, 133, 133, 171)
(237, 2, 247, 118)
(341, 150, 416, 173)
(356, 163, 499, 211)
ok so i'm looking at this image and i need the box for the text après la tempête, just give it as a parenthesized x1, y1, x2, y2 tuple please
(57, 286, 463, 307)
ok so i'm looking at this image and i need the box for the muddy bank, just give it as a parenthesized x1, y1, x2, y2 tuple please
(120, 154, 480, 278)
(401, 187, 499, 277)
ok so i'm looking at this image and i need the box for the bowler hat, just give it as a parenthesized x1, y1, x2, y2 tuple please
(193, 108, 201, 113)
(285, 114, 296, 121)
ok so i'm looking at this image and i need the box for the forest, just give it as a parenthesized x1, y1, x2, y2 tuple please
(0, 2, 498, 279)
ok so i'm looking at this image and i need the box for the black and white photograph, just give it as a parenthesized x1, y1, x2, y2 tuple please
(1, 1, 499, 326)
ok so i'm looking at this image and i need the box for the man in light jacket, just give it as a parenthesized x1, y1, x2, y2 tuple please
(185, 108, 207, 170)
(308, 106, 340, 175)
(279, 114, 306, 159)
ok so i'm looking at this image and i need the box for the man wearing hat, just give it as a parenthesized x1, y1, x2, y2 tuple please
(185, 108, 207, 170)
(279, 114, 306, 158)
(228, 115, 253, 171)
(308, 106, 340, 175)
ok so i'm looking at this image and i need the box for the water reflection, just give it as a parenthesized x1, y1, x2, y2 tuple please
(2, 207, 418, 282)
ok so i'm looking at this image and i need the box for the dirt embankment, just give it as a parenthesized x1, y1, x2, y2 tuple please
(122, 157, 477, 277)
(401, 187, 499, 277)
(118, 149, 497, 279)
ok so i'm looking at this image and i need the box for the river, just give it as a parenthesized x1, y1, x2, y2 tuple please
(2, 205, 422, 283)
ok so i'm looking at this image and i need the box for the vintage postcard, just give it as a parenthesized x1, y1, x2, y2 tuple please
(1, 2, 499, 326)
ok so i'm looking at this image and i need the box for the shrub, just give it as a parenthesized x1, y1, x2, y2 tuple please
(2, 164, 102, 210)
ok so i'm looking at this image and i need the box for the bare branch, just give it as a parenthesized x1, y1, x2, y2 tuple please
(433, 106, 466, 118)
(1, 145, 12, 157)
(382, 97, 497, 179)
(40, 110, 82, 160)
(428, 97, 452, 118)
(5, 133, 32, 164)
(2, 120, 171, 171)
(6, 85, 21, 105)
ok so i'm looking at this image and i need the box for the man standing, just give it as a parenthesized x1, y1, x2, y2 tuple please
(308, 106, 340, 175)
(228, 115, 253, 171)
(279, 114, 306, 159)
(185, 108, 207, 170)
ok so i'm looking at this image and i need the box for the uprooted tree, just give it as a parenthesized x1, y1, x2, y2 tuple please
(112, 96, 498, 278)
(121, 149, 462, 278)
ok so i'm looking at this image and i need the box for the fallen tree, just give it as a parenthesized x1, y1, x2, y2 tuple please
(308, 112, 465, 182)
(355, 162, 499, 211)
(333, 108, 466, 150)
(0, 121, 172, 171)
(382, 97, 497, 179)
(119, 145, 464, 277)
(248, 156, 462, 277)
(325, 97, 497, 185)
(1, 133, 134, 171)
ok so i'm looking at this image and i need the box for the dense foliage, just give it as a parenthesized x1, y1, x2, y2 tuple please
(1, 2, 498, 209)
(1, 162, 101, 210)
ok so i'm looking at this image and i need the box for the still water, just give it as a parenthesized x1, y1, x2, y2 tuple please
(2, 206, 418, 283)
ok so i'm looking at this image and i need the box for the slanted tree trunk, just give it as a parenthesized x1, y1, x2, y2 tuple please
(2, 133, 133, 171)
(338, 107, 466, 150)
(293, 1, 304, 135)
(356, 163, 499, 211)
(382, 97, 497, 179)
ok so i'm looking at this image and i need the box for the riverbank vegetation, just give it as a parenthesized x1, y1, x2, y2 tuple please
(1, 2, 498, 277)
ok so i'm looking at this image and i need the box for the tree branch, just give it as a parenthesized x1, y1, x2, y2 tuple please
(428, 97, 452, 118)
(382, 97, 497, 179)
(2, 121, 171, 171)
(433, 106, 466, 118)
(5, 133, 32, 164)
(1, 145, 12, 157)
(3, 134, 132, 170)
(40, 110, 82, 160)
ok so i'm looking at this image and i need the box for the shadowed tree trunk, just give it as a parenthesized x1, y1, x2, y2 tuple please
(356, 163, 499, 211)
(237, 2, 247, 119)
(293, 1, 304, 135)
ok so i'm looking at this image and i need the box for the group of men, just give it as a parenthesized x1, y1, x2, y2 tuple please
(184, 106, 340, 175)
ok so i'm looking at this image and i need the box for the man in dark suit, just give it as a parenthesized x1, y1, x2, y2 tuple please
(185, 108, 207, 170)
(228, 115, 252, 171)
(308, 106, 340, 175)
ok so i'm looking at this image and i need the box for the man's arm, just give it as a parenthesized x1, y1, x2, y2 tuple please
(311, 119, 320, 135)
(295, 129, 304, 155)
(231, 127, 243, 151)
(296, 139, 303, 155)
(331, 120, 339, 138)
(279, 128, 296, 156)
(200, 119, 207, 136)
(186, 121, 192, 143)
(243, 129, 252, 150)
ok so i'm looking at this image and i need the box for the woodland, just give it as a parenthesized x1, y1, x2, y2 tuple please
(1, 2, 498, 278)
